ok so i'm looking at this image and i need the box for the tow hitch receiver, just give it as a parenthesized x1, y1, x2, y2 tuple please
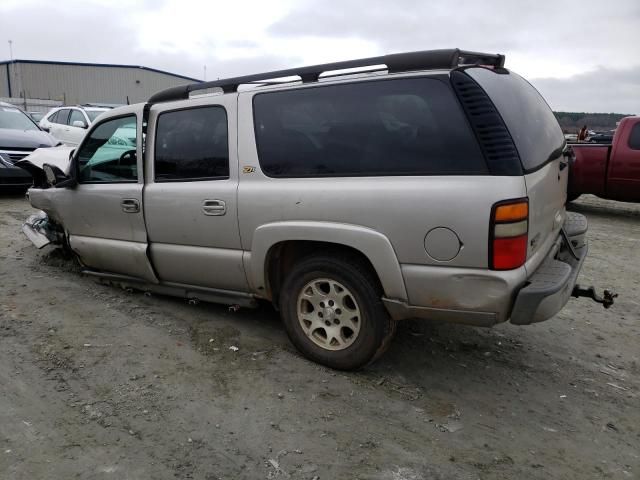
(572, 285, 617, 309)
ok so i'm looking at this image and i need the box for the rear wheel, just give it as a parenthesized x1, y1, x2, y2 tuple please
(279, 254, 396, 370)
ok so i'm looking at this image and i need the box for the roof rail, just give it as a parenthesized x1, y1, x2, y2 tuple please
(148, 48, 505, 104)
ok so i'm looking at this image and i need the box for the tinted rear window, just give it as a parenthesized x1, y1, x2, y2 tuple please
(154, 106, 229, 181)
(253, 78, 486, 177)
(466, 68, 565, 172)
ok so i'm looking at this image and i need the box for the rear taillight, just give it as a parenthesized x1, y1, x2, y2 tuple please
(490, 199, 528, 270)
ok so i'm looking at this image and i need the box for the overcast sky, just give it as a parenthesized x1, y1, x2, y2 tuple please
(1, 0, 638, 113)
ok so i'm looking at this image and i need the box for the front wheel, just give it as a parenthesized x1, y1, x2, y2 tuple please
(279, 254, 396, 370)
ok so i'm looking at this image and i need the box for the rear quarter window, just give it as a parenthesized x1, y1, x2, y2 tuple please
(466, 68, 565, 172)
(253, 77, 487, 177)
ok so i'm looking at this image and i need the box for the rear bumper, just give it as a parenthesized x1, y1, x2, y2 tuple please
(510, 237, 587, 325)
(510, 211, 588, 325)
(383, 212, 588, 326)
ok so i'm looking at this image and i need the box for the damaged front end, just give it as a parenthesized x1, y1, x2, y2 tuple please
(15, 145, 74, 189)
(18, 146, 74, 249)
(22, 210, 65, 249)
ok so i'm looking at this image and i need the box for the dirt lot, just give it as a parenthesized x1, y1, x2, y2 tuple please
(0, 193, 638, 480)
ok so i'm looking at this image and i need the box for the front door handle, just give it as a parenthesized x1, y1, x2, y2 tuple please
(121, 198, 140, 213)
(202, 199, 226, 216)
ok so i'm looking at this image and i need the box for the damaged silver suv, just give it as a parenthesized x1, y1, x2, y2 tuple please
(20, 49, 613, 370)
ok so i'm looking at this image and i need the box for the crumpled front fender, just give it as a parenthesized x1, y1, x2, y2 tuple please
(15, 146, 74, 188)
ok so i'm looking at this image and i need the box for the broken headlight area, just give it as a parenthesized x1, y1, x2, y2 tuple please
(22, 211, 65, 249)
(15, 145, 75, 189)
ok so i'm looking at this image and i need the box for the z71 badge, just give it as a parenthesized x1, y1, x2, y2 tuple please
(242, 166, 255, 174)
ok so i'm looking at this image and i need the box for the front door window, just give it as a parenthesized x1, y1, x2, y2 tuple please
(77, 116, 137, 183)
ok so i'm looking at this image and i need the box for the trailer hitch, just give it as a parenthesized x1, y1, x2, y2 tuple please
(572, 285, 617, 309)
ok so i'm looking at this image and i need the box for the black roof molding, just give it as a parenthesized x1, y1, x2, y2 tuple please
(148, 48, 505, 104)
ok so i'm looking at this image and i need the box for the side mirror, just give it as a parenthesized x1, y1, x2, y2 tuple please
(43, 163, 77, 188)
(72, 120, 88, 129)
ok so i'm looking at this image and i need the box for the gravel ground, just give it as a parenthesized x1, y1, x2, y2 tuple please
(0, 193, 638, 480)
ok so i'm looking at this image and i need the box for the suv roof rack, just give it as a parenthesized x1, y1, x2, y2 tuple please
(148, 48, 505, 104)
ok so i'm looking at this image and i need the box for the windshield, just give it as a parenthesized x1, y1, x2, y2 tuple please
(0, 106, 40, 131)
(86, 110, 108, 122)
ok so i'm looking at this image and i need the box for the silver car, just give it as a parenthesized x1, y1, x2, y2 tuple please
(21, 49, 611, 370)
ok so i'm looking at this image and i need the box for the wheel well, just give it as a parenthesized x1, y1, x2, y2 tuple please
(265, 240, 381, 309)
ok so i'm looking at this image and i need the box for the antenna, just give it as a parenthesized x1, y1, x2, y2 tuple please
(8, 40, 13, 61)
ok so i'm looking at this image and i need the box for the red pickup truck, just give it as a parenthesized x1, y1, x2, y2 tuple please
(568, 116, 640, 203)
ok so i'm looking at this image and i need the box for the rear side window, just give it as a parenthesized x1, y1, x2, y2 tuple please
(253, 78, 486, 177)
(628, 123, 640, 150)
(154, 106, 229, 182)
(466, 68, 565, 172)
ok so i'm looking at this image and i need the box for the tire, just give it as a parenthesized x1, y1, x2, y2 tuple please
(279, 254, 396, 370)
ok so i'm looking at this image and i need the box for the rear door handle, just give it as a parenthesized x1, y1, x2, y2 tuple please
(121, 198, 140, 213)
(202, 199, 226, 216)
